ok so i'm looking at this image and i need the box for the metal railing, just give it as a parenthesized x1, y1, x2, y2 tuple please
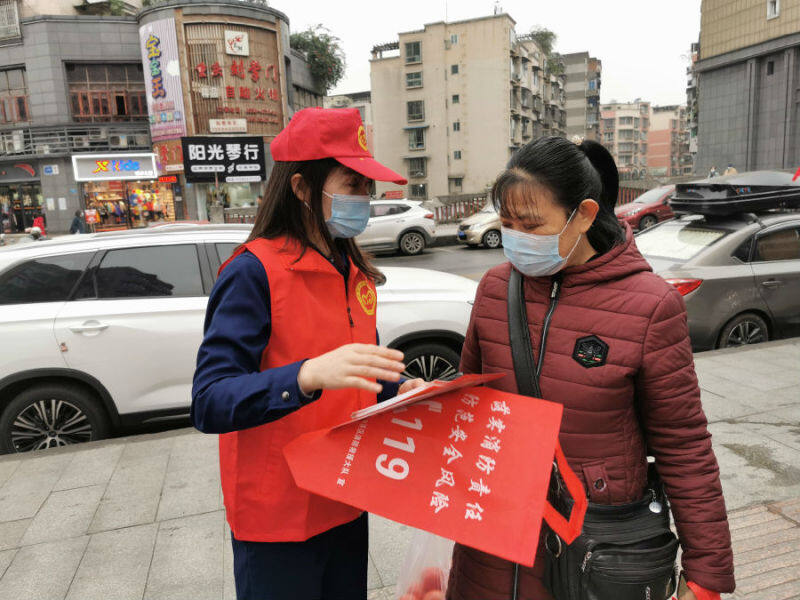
(432, 194, 487, 223)
(0, 123, 152, 157)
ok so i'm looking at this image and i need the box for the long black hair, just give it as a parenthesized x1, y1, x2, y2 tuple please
(246, 158, 382, 282)
(491, 136, 625, 255)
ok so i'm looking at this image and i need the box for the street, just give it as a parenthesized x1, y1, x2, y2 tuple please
(374, 245, 506, 282)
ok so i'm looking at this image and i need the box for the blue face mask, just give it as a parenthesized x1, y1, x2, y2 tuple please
(323, 191, 371, 239)
(501, 209, 581, 277)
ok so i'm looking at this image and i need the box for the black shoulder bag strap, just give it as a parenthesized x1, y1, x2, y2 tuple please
(507, 267, 540, 398)
(506, 267, 536, 600)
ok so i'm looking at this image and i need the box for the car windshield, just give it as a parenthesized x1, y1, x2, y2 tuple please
(632, 187, 670, 203)
(635, 220, 730, 261)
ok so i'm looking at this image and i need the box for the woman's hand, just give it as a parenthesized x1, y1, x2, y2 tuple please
(399, 378, 427, 395)
(298, 344, 405, 395)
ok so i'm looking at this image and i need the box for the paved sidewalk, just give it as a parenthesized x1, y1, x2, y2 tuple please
(0, 339, 797, 600)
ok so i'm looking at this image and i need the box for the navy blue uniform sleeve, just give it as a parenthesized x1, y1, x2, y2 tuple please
(191, 251, 321, 434)
(376, 331, 403, 402)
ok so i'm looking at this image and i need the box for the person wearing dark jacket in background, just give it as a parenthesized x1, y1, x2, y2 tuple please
(69, 210, 86, 234)
(446, 137, 734, 600)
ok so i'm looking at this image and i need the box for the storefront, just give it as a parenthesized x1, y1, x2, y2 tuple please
(0, 163, 43, 232)
(71, 153, 180, 232)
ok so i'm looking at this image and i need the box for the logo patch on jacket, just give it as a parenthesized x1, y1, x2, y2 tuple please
(573, 335, 608, 368)
(355, 280, 377, 316)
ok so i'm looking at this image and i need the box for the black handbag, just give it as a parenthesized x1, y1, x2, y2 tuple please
(507, 268, 679, 600)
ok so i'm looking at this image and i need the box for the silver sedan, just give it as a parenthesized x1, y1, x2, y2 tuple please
(635, 212, 800, 351)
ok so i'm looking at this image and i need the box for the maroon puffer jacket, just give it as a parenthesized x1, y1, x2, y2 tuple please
(446, 229, 735, 599)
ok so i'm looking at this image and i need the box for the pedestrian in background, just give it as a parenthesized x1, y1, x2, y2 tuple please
(708, 165, 717, 178)
(69, 210, 86, 234)
(446, 136, 734, 600)
(723, 163, 738, 175)
(192, 108, 425, 600)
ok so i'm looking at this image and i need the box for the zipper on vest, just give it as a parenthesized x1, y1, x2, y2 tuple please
(533, 274, 563, 395)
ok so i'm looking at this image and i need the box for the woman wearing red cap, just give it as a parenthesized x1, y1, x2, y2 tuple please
(192, 108, 426, 599)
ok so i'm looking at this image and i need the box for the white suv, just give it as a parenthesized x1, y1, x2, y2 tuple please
(356, 199, 436, 256)
(0, 226, 476, 453)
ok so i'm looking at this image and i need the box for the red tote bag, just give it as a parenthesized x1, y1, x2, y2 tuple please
(284, 385, 586, 566)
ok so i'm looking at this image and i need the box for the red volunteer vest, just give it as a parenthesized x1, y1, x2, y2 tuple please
(218, 237, 378, 542)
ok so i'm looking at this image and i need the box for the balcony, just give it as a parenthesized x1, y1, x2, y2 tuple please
(0, 123, 152, 158)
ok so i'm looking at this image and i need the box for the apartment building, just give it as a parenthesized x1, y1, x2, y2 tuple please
(647, 105, 692, 177)
(369, 13, 567, 201)
(563, 52, 601, 142)
(599, 100, 651, 178)
(692, 0, 800, 173)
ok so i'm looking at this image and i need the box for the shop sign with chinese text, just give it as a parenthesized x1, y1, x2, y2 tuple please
(180, 136, 266, 183)
(153, 139, 184, 174)
(209, 118, 248, 133)
(285, 385, 579, 567)
(186, 23, 284, 137)
(138, 18, 187, 142)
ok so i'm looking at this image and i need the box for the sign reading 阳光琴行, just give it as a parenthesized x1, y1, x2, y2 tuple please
(180, 136, 266, 183)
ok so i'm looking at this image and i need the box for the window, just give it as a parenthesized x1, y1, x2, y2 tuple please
(409, 128, 425, 150)
(94, 245, 204, 298)
(453, 150, 462, 160)
(450, 34, 458, 44)
(66, 63, 147, 123)
(451, 64, 459, 75)
(0, 0, 20, 40)
(0, 68, 29, 124)
(409, 183, 427, 199)
(452, 94, 459, 104)
(634, 118, 640, 127)
(405, 41, 421, 63)
(407, 100, 424, 122)
(406, 71, 423, 88)
(215, 243, 239, 266)
(767, 61, 775, 75)
(453, 121, 460, 132)
(449, 177, 463, 193)
(0, 253, 94, 305)
(767, 0, 780, 19)
(619, 116, 634, 125)
(755, 227, 800, 261)
(371, 203, 411, 217)
(408, 157, 426, 178)
(733, 237, 754, 263)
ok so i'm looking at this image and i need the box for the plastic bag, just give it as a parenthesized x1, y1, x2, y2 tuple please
(395, 529, 455, 600)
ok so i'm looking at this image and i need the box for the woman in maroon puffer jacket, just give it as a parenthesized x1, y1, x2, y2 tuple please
(446, 137, 734, 600)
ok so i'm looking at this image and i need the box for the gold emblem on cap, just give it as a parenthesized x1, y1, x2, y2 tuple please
(357, 125, 368, 152)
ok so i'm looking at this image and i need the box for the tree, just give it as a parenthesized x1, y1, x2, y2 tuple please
(290, 25, 346, 92)
(528, 26, 563, 77)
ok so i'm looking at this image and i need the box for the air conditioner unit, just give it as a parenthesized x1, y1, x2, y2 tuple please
(11, 131, 24, 152)
(89, 127, 107, 141)
(0, 139, 15, 154)
(73, 135, 90, 148)
(134, 134, 150, 147)
(109, 135, 128, 148)
(35, 144, 51, 155)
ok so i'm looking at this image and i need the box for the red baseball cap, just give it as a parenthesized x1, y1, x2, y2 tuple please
(270, 107, 407, 185)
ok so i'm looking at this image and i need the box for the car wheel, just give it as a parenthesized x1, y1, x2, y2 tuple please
(399, 231, 426, 256)
(402, 343, 461, 382)
(482, 229, 502, 249)
(639, 215, 658, 230)
(0, 384, 110, 454)
(717, 312, 769, 349)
